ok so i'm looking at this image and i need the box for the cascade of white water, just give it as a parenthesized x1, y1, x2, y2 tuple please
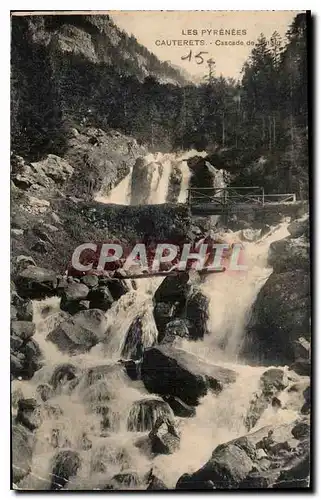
(14, 152, 301, 491)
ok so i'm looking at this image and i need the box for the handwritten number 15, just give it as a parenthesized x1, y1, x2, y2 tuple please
(181, 51, 209, 65)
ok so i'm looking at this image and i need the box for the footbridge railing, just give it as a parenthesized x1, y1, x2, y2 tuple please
(187, 186, 296, 209)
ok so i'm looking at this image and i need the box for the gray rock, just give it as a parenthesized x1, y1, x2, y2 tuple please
(11, 292, 33, 321)
(244, 270, 310, 364)
(11, 321, 35, 341)
(60, 282, 90, 314)
(80, 274, 99, 288)
(185, 290, 209, 340)
(292, 421, 310, 440)
(245, 369, 288, 431)
(15, 255, 36, 273)
(154, 271, 193, 306)
(50, 450, 81, 490)
(288, 215, 309, 239)
(153, 302, 177, 342)
(36, 383, 55, 402)
(141, 345, 237, 406)
(50, 363, 78, 390)
(163, 395, 196, 418)
(15, 266, 57, 299)
(147, 475, 168, 490)
(160, 319, 190, 345)
(16, 398, 42, 431)
(127, 398, 174, 432)
(177, 442, 253, 489)
(149, 418, 180, 455)
(268, 236, 309, 273)
(12, 424, 34, 484)
(88, 286, 114, 312)
(46, 318, 103, 354)
(72, 309, 108, 339)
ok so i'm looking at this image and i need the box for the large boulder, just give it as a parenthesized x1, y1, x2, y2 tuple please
(50, 363, 78, 390)
(88, 286, 114, 312)
(184, 290, 209, 340)
(10, 321, 42, 380)
(50, 450, 81, 490)
(11, 154, 74, 193)
(72, 309, 108, 337)
(121, 312, 158, 360)
(288, 215, 309, 239)
(12, 424, 34, 484)
(141, 345, 237, 406)
(16, 398, 42, 431)
(103, 472, 141, 490)
(245, 368, 288, 431)
(244, 270, 310, 364)
(11, 292, 33, 321)
(153, 302, 178, 342)
(46, 315, 108, 355)
(127, 398, 174, 432)
(177, 442, 253, 489)
(160, 319, 190, 345)
(14, 266, 57, 299)
(11, 321, 35, 342)
(154, 271, 193, 307)
(60, 282, 90, 314)
(148, 418, 180, 455)
(268, 236, 309, 273)
(103, 277, 129, 301)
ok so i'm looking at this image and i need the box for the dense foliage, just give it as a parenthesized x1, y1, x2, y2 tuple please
(11, 13, 309, 196)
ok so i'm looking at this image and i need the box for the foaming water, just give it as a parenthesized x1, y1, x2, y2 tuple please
(95, 166, 133, 205)
(199, 222, 290, 359)
(94, 149, 206, 206)
(14, 150, 300, 490)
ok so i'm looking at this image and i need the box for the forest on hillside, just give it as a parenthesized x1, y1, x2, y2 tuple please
(11, 13, 309, 197)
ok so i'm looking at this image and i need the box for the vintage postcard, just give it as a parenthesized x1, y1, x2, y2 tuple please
(11, 10, 310, 490)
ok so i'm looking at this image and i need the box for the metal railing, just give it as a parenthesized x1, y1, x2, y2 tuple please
(187, 186, 296, 208)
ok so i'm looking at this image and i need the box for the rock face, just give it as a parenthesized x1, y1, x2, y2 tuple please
(268, 236, 309, 273)
(244, 270, 310, 364)
(11, 154, 74, 192)
(141, 345, 237, 406)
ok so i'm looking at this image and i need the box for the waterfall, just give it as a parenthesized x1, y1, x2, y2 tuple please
(14, 152, 303, 491)
(94, 149, 206, 206)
